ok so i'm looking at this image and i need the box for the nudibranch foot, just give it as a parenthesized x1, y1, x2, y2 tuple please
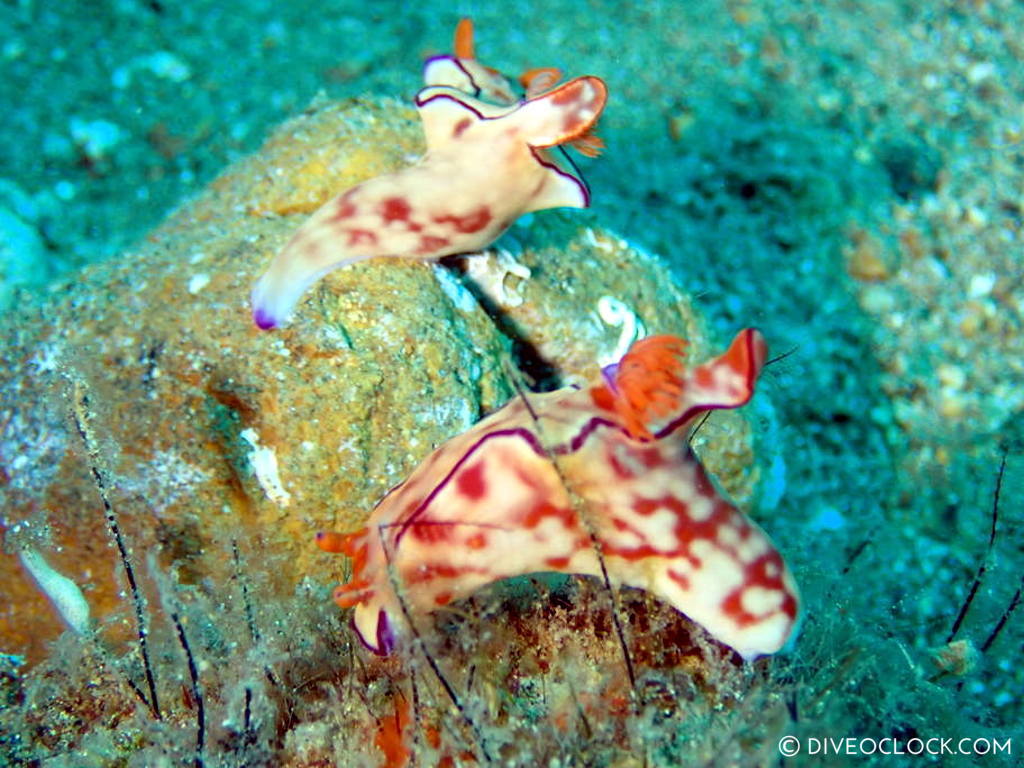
(318, 330, 800, 661)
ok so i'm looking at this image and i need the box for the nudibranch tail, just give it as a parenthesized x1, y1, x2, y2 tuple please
(250, 196, 376, 330)
(318, 330, 799, 662)
(251, 261, 343, 331)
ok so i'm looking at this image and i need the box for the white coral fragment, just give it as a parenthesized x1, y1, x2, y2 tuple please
(583, 226, 615, 253)
(69, 117, 124, 160)
(432, 264, 478, 313)
(187, 273, 210, 294)
(595, 296, 646, 367)
(463, 249, 532, 308)
(240, 427, 291, 507)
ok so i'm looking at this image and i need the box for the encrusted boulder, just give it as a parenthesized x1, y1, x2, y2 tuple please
(0, 96, 756, 665)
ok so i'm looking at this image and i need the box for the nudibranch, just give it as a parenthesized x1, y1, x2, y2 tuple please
(317, 330, 800, 661)
(250, 22, 607, 330)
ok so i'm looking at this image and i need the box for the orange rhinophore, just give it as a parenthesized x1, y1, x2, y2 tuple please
(425, 17, 519, 104)
(317, 330, 799, 661)
(453, 17, 475, 59)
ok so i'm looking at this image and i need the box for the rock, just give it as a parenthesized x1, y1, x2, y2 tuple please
(0, 96, 757, 665)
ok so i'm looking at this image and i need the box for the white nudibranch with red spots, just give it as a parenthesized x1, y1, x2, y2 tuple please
(250, 18, 607, 330)
(317, 330, 800, 661)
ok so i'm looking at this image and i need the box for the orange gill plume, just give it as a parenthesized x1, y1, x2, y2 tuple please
(600, 334, 689, 440)
(569, 131, 605, 157)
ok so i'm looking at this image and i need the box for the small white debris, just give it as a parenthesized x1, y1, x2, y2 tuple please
(968, 272, 996, 299)
(462, 249, 531, 308)
(966, 61, 996, 85)
(111, 67, 131, 90)
(240, 428, 291, 507)
(143, 51, 192, 82)
(69, 117, 124, 160)
(19, 548, 91, 635)
(809, 506, 846, 532)
(583, 227, 614, 252)
(187, 273, 210, 295)
(937, 363, 966, 390)
(54, 180, 75, 201)
(595, 296, 646, 367)
(30, 343, 61, 374)
(113, 51, 192, 89)
(2, 39, 25, 61)
(230, 122, 250, 142)
(432, 264, 479, 313)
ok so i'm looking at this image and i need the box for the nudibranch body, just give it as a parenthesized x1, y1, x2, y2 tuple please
(250, 20, 607, 330)
(318, 331, 800, 661)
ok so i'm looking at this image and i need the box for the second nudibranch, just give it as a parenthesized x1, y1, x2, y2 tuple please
(317, 330, 800, 661)
(250, 73, 607, 330)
